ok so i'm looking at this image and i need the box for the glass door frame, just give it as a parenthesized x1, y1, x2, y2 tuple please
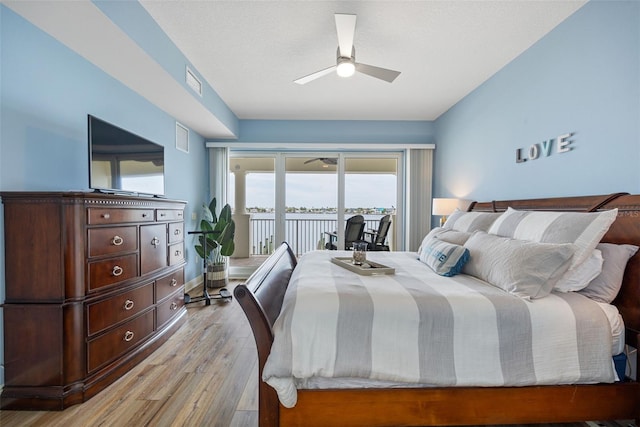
(229, 149, 405, 252)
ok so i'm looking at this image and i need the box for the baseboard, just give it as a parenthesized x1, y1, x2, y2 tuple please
(184, 275, 202, 294)
(229, 266, 253, 280)
(184, 268, 251, 295)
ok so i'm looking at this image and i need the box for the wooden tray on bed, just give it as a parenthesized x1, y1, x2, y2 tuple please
(331, 257, 395, 275)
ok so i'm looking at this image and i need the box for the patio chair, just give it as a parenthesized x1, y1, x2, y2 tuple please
(324, 215, 365, 250)
(363, 215, 391, 251)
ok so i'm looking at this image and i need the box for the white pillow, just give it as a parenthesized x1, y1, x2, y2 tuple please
(463, 232, 575, 300)
(488, 207, 618, 270)
(579, 243, 639, 303)
(419, 227, 471, 249)
(418, 237, 470, 277)
(443, 209, 502, 233)
(554, 249, 603, 292)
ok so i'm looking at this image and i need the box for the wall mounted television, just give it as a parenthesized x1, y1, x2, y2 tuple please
(88, 115, 165, 196)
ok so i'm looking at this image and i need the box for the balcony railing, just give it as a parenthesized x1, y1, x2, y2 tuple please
(251, 216, 382, 256)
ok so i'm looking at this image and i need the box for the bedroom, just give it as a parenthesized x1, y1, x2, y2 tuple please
(0, 0, 639, 424)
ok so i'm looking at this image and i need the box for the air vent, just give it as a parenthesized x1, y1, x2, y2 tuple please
(186, 66, 202, 96)
(176, 122, 189, 153)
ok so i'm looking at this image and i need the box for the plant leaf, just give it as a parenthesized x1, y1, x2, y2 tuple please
(209, 198, 218, 223)
(202, 204, 213, 223)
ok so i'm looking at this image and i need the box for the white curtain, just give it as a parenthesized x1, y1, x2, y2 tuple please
(406, 148, 433, 251)
(208, 147, 229, 206)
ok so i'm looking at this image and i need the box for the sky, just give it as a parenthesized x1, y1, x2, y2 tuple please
(229, 173, 397, 210)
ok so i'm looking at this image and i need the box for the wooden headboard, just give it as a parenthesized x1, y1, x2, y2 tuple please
(468, 193, 640, 350)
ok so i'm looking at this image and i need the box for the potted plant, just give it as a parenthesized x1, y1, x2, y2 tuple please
(194, 197, 235, 289)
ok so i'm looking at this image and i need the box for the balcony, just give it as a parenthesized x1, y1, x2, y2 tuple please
(229, 214, 390, 275)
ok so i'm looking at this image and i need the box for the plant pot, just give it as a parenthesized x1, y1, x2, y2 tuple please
(206, 262, 228, 289)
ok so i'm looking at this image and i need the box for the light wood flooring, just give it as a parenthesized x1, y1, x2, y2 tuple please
(1, 282, 259, 427)
(1, 281, 637, 427)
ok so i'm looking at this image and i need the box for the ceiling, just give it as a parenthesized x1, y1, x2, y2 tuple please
(4, 1, 587, 138)
(139, 0, 586, 122)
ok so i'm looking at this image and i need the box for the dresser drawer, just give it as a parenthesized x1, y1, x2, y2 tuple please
(88, 254, 138, 292)
(87, 309, 155, 373)
(169, 242, 184, 266)
(88, 226, 137, 257)
(87, 283, 154, 336)
(168, 222, 184, 244)
(156, 268, 184, 302)
(157, 291, 185, 328)
(157, 209, 184, 222)
(87, 208, 154, 225)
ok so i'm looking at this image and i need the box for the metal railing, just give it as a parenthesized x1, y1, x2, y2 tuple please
(250, 216, 381, 256)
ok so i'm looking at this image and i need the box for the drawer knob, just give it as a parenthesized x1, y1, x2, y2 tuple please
(151, 237, 160, 248)
(124, 331, 135, 342)
(170, 302, 178, 311)
(174, 229, 181, 236)
(112, 265, 123, 277)
(124, 299, 135, 310)
(171, 278, 178, 287)
(160, 212, 166, 217)
(174, 250, 182, 257)
(111, 235, 124, 246)
(101, 213, 110, 219)
(142, 213, 148, 218)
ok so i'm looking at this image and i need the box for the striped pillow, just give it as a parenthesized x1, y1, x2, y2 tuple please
(488, 207, 618, 269)
(443, 209, 502, 233)
(463, 231, 575, 299)
(418, 237, 470, 277)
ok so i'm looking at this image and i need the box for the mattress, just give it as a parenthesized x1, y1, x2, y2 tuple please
(263, 251, 620, 408)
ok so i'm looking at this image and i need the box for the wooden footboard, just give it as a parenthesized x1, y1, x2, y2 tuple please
(235, 194, 640, 427)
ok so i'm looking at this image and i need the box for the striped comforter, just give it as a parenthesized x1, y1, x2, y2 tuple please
(262, 250, 617, 408)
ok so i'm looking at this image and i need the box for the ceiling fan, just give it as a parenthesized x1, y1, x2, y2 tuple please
(294, 13, 401, 85)
(304, 157, 338, 165)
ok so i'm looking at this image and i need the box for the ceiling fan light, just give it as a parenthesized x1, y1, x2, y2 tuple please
(336, 60, 355, 78)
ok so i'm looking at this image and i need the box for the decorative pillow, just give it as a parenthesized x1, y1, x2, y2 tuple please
(488, 207, 618, 270)
(554, 249, 603, 292)
(418, 237, 470, 277)
(419, 227, 471, 249)
(442, 209, 502, 233)
(463, 232, 575, 299)
(579, 243, 639, 303)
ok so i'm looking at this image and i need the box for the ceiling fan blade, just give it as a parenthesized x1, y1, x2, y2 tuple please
(294, 65, 336, 85)
(304, 158, 320, 164)
(355, 62, 401, 83)
(335, 13, 356, 58)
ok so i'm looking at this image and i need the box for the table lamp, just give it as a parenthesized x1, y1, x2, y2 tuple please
(432, 198, 461, 227)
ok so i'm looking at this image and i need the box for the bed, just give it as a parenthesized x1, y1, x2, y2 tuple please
(234, 193, 640, 427)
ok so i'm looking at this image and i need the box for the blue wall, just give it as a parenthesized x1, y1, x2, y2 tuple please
(434, 0, 640, 202)
(232, 120, 435, 144)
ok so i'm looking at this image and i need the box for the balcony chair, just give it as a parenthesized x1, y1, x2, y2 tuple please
(363, 214, 391, 251)
(324, 215, 365, 250)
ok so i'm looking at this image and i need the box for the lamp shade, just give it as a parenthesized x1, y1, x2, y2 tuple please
(432, 198, 462, 216)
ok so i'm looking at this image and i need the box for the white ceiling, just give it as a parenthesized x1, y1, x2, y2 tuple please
(139, 0, 587, 122)
(4, 0, 587, 138)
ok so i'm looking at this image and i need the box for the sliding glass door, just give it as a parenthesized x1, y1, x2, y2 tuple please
(228, 151, 403, 266)
(285, 156, 338, 254)
(344, 157, 398, 250)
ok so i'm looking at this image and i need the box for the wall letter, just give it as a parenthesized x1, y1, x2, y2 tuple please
(541, 139, 553, 157)
(557, 133, 573, 153)
(528, 144, 540, 160)
(516, 148, 527, 163)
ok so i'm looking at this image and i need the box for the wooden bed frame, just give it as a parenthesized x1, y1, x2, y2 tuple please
(234, 193, 640, 427)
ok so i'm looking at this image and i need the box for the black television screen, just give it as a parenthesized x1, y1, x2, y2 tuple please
(88, 115, 165, 196)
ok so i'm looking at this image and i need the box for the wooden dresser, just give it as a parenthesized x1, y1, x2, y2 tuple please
(0, 192, 187, 410)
